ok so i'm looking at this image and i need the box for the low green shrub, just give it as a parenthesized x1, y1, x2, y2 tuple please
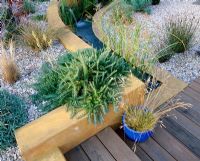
(124, 0, 152, 14)
(32, 48, 132, 124)
(0, 90, 28, 149)
(158, 15, 200, 62)
(23, 0, 36, 14)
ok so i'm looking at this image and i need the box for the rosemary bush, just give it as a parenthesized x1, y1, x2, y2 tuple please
(33, 48, 132, 124)
(124, 0, 152, 14)
(0, 90, 28, 149)
(158, 15, 200, 62)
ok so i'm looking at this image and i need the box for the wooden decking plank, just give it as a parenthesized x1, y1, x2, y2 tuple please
(65, 146, 90, 161)
(176, 93, 200, 126)
(81, 136, 115, 161)
(183, 87, 200, 103)
(189, 81, 200, 94)
(97, 127, 141, 161)
(194, 77, 200, 85)
(135, 146, 153, 161)
(152, 126, 199, 161)
(139, 137, 176, 161)
(116, 128, 153, 161)
(163, 117, 200, 157)
(169, 110, 200, 140)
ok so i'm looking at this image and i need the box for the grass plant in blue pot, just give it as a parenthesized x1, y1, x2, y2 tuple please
(122, 76, 191, 143)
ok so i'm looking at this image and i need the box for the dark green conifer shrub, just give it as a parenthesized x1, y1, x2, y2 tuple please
(0, 90, 28, 149)
(32, 48, 132, 124)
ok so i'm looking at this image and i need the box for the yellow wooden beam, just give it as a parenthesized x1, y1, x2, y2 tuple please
(32, 148, 66, 161)
(47, 0, 91, 52)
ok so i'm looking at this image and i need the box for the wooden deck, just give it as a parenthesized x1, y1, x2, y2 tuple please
(65, 77, 200, 161)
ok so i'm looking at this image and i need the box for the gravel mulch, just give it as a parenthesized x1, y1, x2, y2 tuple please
(131, 0, 200, 83)
(0, 1, 66, 161)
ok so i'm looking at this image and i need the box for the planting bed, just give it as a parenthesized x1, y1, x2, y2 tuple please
(0, 1, 66, 161)
(94, 0, 200, 83)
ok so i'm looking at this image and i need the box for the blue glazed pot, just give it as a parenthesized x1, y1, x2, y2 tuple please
(122, 114, 153, 142)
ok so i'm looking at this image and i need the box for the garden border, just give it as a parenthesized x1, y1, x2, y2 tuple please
(15, 1, 188, 161)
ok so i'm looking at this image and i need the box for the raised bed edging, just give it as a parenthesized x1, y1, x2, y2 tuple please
(47, 0, 91, 51)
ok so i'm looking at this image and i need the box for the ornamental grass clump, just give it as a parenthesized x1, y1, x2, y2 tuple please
(0, 90, 28, 149)
(104, 24, 156, 79)
(0, 40, 20, 84)
(20, 22, 55, 52)
(111, 2, 134, 25)
(158, 14, 200, 62)
(32, 48, 132, 124)
(124, 0, 152, 14)
(124, 75, 191, 132)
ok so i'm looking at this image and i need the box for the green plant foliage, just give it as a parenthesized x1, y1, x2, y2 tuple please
(59, 0, 109, 27)
(0, 90, 28, 149)
(31, 14, 47, 21)
(158, 15, 200, 63)
(23, 0, 36, 14)
(32, 48, 132, 124)
(111, 2, 133, 25)
(0, 7, 18, 42)
(152, 0, 160, 5)
(124, 0, 152, 14)
(104, 24, 156, 79)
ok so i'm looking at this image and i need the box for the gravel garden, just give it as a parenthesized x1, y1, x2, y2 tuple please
(0, 0, 199, 160)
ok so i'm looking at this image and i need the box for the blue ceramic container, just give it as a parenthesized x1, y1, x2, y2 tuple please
(122, 114, 153, 142)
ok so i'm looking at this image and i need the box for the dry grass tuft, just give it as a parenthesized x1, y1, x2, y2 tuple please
(20, 22, 56, 52)
(0, 41, 20, 84)
(124, 72, 191, 132)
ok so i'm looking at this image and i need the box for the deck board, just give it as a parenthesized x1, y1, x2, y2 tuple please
(152, 127, 199, 161)
(81, 136, 116, 161)
(97, 127, 140, 161)
(163, 117, 200, 157)
(65, 146, 90, 161)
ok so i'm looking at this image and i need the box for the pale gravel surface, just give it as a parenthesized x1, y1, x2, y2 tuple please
(132, 0, 200, 83)
(0, 1, 66, 161)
